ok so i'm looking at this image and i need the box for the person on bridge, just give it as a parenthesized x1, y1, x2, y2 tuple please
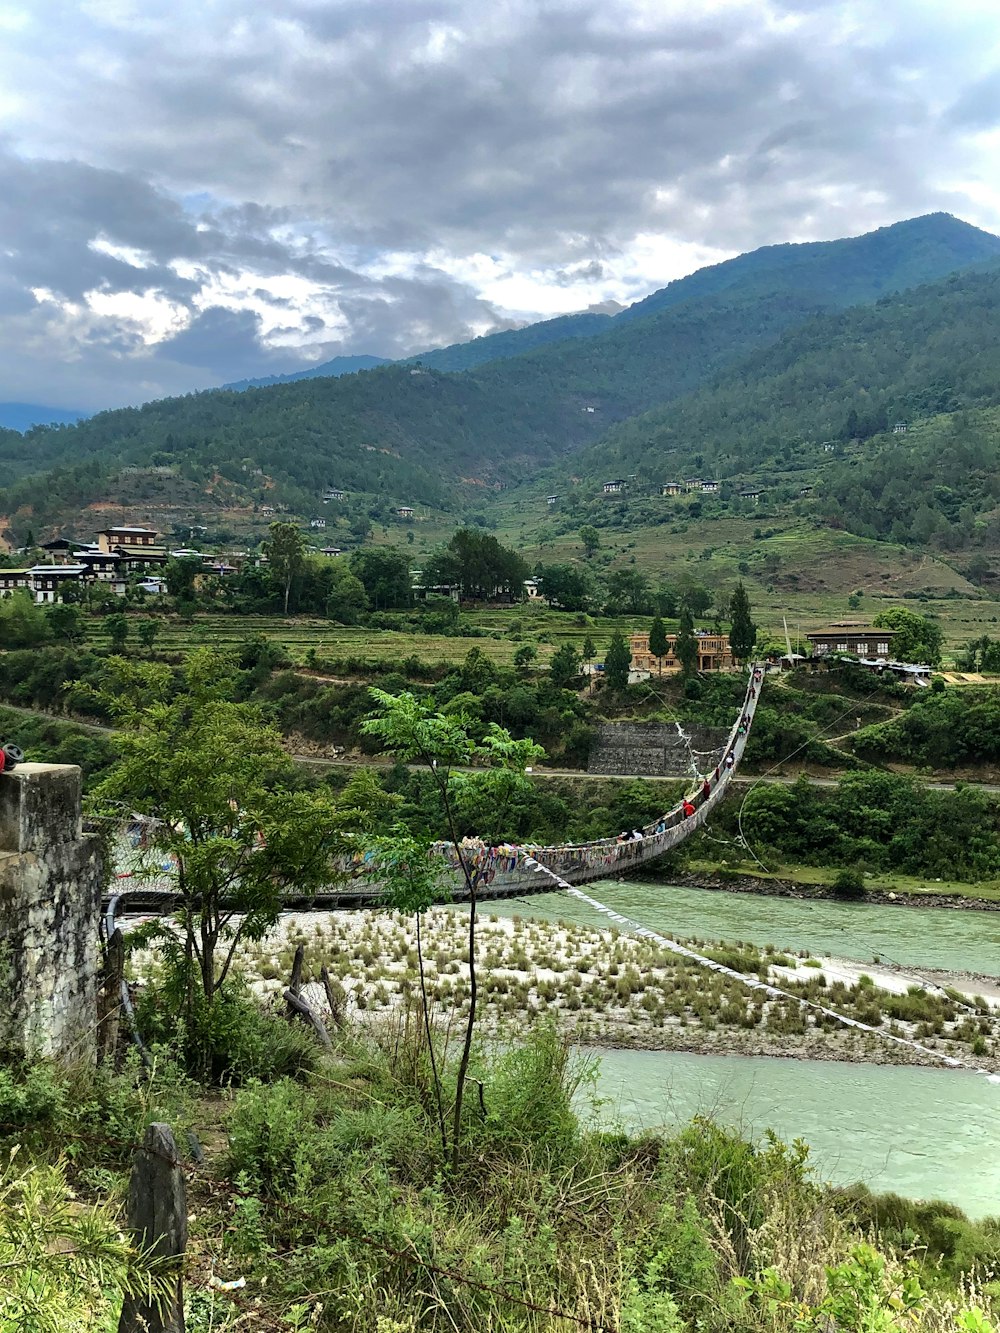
(682, 798, 696, 818)
(701, 778, 711, 801)
(724, 751, 735, 770)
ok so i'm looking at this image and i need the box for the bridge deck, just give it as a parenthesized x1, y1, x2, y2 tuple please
(108, 666, 761, 915)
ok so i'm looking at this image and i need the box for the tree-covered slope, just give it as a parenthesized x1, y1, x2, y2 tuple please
(565, 265, 1000, 554)
(616, 212, 1000, 323)
(406, 309, 616, 371)
(5, 214, 1000, 535)
(223, 354, 390, 391)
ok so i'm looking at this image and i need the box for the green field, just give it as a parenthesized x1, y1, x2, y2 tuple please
(82, 607, 652, 666)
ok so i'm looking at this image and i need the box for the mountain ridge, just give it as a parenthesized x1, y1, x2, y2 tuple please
(3, 213, 1000, 543)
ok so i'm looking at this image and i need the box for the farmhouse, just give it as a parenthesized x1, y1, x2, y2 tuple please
(603, 479, 626, 494)
(806, 625, 896, 658)
(630, 630, 734, 674)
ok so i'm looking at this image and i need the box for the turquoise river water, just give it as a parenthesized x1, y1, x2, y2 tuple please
(485, 879, 1000, 1215)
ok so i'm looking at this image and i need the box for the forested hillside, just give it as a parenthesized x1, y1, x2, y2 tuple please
(571, 265, 1000, 551)
(3, 213, 1000, 539)
(616, 211, 1000, 323)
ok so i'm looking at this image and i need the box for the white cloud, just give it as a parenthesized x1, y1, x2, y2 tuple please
(0, 0, 998, 406)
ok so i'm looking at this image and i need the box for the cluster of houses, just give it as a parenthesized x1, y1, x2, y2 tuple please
(601, 478, 764, 502)
(319, 487, 413, 522)
(0, 527, 170, 604)
(626, 623, 931, 684)
(0, 522, 360, 606)
(0, 526, 242, 604)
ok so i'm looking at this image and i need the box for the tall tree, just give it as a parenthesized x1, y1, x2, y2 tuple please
(350, 548, 411, 609)
(264, 520, 306, 615)
(533, 562, 592, 611)
(549, 642, 581, 688)
(648, 614, 669, 676)
(604, 631, 631, 691)
(164, 554, 202, 602)
(728, 582, 757, 663)
(873, 607, 944, 665)
(608, 567, 652, 614)
(87, 650, 381, 1073)
(675, 602, 698, 678)
(105, 613, 129, 653)
(425, 528, 526, 602)
(579, 525, 600, 558)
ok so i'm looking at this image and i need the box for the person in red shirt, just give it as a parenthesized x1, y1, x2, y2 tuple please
(682, 798, 696, 817)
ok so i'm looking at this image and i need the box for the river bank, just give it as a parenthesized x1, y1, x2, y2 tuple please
(168, 906, 1000, 1074)
(652, 868, 1000, 911)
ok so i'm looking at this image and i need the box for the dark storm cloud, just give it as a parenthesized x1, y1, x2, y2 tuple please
(0, 0, 996, 407)
(0, 144, 511, 407)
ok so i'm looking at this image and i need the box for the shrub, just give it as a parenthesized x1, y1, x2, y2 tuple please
(832, 866, 866, 899)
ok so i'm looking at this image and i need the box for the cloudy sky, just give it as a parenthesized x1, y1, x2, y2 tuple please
(3, 0, 1000, 411)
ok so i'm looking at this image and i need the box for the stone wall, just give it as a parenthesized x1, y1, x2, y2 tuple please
(0, 764, 102, 1063)
(587, 721, 730, 777)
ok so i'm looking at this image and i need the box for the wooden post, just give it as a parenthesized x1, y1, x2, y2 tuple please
(119, 1122, 187, 1333)
(321, 965, 346, 1030)
(288, 941, 305, 999)
(97, 927, 124, 1066)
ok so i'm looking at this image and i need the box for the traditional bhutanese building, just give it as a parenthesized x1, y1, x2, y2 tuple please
(630, 630, 733, 673)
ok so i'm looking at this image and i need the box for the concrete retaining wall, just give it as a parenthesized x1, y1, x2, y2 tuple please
(0, 764, 102, 1062)
(588, 721, 730, 777)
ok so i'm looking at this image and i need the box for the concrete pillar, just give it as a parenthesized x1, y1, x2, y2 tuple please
(0, 763, 102, 1063)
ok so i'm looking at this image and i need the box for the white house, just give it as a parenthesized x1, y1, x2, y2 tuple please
(700, 480, 719, 494)
(26, 565, 88, 604)
(310, 517, 327, 529)
(395, 506, 415, 518)
(603, 479, 626, 494)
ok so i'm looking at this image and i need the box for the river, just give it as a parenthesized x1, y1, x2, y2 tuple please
(484, 879, 1000, 1215)
(586, 1048, 1000, 1219)
(488, 879, 1000, 976)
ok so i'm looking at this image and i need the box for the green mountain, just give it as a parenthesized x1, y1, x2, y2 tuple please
(222, 355, 390, 392)
(562, 264, 1000, 554)
(224, 311, 619, 392)
(406, 309, 616, 372)
(615, 212, 1000, 322)
(4, 214, 1000, 538)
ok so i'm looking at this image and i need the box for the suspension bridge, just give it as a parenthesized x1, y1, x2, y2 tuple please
(102, 665, 1000, 1083)
(107, 664, 762, 913)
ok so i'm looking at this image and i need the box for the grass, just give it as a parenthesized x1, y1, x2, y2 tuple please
(491, 497, 1000, 654)
(123, 907, 1000, 1068)
(81, 605, 654, 665)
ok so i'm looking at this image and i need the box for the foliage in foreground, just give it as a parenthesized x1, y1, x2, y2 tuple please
(0, 1148, 171, 1333)
(2, 1019, 999, 1331)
